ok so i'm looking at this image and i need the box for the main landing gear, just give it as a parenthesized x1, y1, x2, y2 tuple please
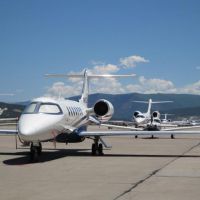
(91, 136, 103, 156)
(30, 142, 42, 162)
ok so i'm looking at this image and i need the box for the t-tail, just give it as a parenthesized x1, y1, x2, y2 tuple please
(45, 69, 136, 108)
(133, 98, 173, 115)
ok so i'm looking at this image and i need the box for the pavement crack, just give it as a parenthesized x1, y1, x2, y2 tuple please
(113, 169, 160, 200)
(113, 141, 200, 200)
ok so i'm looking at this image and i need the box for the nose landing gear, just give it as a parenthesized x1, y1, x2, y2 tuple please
(30, 142, 42, 162)
(91, 137, 103, 156)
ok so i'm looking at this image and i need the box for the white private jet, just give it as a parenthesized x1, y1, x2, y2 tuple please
(161, 113, 174, 123)
(0, 69, 136, 160)
(133, 99, 173, 126)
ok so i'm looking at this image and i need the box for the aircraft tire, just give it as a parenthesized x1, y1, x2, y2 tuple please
(98, 143, 103, 155)
(30, 143, 39, 162)
(92, 143, 97, 155)
(37, 142, 42, 155)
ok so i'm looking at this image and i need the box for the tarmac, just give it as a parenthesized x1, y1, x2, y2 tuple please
(1, 125, 200, 200)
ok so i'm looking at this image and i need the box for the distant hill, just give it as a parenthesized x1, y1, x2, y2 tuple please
(0, 102, 25, 118)
(70, 93, 200, 120)
(2, 93, 200, 120)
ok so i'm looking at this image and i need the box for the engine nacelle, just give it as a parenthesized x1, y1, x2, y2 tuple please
(93, 99, 114, 121)
(152, 111, 160, 119)
(133, 111, 142, 118)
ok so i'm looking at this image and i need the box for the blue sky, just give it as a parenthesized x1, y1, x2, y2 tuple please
(0, 0, 200, 102)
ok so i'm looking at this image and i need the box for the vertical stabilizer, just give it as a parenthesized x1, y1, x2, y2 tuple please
(147, 99, 152, 115)
(79, 69, 89, 107)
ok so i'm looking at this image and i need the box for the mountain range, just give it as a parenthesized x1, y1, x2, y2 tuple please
(1, 93, 200, 120)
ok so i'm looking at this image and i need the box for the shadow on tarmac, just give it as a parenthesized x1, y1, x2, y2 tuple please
(2, 149, 90, 165)
(2, 148, 200, 165)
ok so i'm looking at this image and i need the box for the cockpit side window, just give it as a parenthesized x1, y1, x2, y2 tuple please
(38, 103, 63, 114)
(23, 102, 38, 114)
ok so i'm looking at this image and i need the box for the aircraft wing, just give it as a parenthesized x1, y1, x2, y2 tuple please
(164, 125, 200, 131)
(78, 130, 200, 137)
(0, 118, 18, 121)
(0, 129, 18, 135)
(159, 124, 178, 128)
(100, 123, 143, 131)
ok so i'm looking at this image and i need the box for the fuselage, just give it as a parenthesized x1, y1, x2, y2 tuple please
(18, 97, 87, 142)
(133, 111, 150, 126)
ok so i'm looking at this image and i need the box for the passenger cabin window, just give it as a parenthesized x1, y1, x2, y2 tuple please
(38, 103, 62, 114)
(66, 107, 71, 115)
(66, 106, 83, 117)
(24, 102, 37, 113)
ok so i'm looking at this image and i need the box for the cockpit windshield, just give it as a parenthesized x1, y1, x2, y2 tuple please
(23, 102, 63, 115)
(23, 102, 38, 113)
(136, 115, 145, 118)
(38, 103, 62, 114)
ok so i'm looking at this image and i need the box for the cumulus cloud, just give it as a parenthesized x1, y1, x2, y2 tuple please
(138, 76, 176, 93)
(45, 54, 200, 97)
(179, 81, 200, 95)
(125, 76, 176, 94)
(89, 64, 120, 74)
(120, 55, 149, 68)
(45, 81, 82, 98)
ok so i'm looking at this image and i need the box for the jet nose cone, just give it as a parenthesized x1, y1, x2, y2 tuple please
(18, 113, 63, 142)
(18, 117, 37, 141)
(135, 117, 146, 125)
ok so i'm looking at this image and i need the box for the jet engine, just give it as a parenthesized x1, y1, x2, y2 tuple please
(152, 111, 160, 119)
(133, 111, 142, 118)
(93, 99, 114, 121)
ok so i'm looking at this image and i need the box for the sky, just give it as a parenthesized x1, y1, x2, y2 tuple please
(0, 0, 200, 102)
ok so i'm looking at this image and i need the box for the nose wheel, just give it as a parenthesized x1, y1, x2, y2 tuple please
(30, 142, 42, 162)
(91, 137, 103, 156)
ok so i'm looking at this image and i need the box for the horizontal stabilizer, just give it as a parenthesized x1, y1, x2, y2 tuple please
(151, 101, 173, 104)
(133, 101, 173, 104)
(45, 74, 136, 78)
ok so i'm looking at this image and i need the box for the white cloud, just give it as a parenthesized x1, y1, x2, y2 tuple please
(179, 80, 200, 95)
(125, 76, 176, 94)
(120, 55, 149, 68)
(90, 76, 126, 94)
(45, 81, 82, 98)
(45, 55, 200, 97)
(91, 64, 120, 74)
(139, 76, 176, 93)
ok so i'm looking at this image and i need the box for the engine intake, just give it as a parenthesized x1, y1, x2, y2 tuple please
(93, 99, 114, 121)
(133, 111, 141, 118)
(152, 111, 160, 119)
